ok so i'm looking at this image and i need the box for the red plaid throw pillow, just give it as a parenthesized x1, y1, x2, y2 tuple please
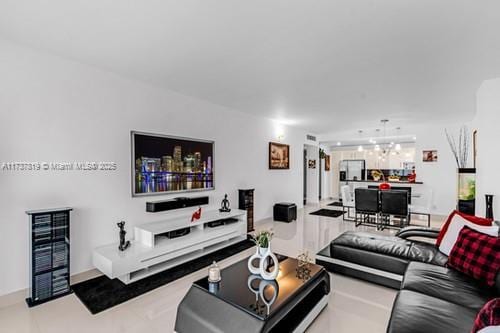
(447, 226, 500, 287)
(472, 298, 500, 333)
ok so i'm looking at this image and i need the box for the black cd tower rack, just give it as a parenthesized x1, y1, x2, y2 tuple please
(26, 207, 72, 307)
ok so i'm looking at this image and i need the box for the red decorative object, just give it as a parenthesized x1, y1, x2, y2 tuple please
(191, 207, 202, 222)
(408, 172, 417, 183)
(378, 182, 391, 191)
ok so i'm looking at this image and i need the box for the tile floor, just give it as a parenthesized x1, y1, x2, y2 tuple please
(0, 201, 445, 333)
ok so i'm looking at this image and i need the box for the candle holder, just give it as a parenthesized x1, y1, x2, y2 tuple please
(208, 261, 221, 283)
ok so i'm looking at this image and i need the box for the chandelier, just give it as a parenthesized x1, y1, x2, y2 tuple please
(377, 119, 391, 159)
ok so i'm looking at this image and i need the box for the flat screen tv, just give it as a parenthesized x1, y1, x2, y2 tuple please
(131, 131, 214, 196)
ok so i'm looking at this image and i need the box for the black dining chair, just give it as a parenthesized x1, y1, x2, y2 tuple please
(379, 190, 410, 230)
(368, 185, 412, 205)
(354, 188, 380, 229)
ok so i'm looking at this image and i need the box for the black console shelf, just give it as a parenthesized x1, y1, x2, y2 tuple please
(146, 196, 209, 212)
(26, 207, 72, 307)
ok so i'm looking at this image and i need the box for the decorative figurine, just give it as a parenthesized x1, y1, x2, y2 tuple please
(219, 194, 231, 212)
(408, 171, 417, 183)
(296, 252, 312, 281)
(117, 221, 130, 251)
(191, 207, 202, 222)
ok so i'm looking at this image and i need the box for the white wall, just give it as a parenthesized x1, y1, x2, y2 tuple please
(0, 39, 309, 296)
(411, 124, 467, 215)
(475, 78, 500, 217)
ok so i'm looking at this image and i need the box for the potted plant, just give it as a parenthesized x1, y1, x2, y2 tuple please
(319, 148, 326, 159)
(446, 126, 476, 215)
(251, 230, 274, 256)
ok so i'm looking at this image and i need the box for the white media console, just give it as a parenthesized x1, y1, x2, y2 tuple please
(93, 209, 248, 284)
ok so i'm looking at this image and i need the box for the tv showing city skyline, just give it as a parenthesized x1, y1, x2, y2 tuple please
(131, 131, 214, 196)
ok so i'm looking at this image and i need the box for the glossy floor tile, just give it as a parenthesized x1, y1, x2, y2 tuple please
(0, 201, 445, 333)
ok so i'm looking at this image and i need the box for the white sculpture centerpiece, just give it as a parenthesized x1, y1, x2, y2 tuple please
(248, 230, 279, 280)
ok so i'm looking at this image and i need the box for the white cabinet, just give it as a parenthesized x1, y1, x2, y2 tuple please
(93, 209, 247, 284)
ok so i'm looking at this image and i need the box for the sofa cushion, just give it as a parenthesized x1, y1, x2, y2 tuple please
(331, 231, 447, 275)
(436, 210, 493, 247)
(387, 290, 477, 333)
(439, 216, 499, 256)
(448, 226, 500, 287)
(402, 262, 496, 310)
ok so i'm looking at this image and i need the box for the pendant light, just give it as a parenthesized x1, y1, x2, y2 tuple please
(380, 119, 390, 157)
(395, 127, 402, 151)
(374, 128, 381, 151)
(357, 130, 364, 152)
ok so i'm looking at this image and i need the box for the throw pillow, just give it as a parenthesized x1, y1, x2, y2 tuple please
(438, 214, 498, 256)
(436, 210, 493, 246)
(447, 226, 500, 287)
(472, 298, 500, 333)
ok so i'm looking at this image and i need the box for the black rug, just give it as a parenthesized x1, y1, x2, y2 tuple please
(310, 209, 344, 218)
(327, 202, 343, 207)
(73, 238, 254, 314)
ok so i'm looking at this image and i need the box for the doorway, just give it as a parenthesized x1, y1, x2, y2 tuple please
(303, 148, 307, 205)
(318, 149, 322, 201)
(303, 144, 320, 205)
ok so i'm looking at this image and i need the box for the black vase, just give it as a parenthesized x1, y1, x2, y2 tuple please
(485, 194, 494, 220)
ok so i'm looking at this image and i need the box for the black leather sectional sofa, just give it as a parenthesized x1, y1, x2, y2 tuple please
(316, 226, 500, 333)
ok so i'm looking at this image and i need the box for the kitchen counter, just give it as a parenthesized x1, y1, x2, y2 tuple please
(343, 179, 423, 184)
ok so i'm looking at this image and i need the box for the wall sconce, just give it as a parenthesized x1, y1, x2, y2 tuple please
(273, 121, 285, 142)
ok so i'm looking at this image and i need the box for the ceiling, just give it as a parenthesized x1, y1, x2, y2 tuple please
(1, 1, 500, 134)
(323, 134, 416, 150)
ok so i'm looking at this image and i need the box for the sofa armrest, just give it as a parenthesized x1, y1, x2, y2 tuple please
(396, 226, 440, 240)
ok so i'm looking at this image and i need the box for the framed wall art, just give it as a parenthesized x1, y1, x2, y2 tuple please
(269, 142, 290, 169)
(422, 150, 438, 162)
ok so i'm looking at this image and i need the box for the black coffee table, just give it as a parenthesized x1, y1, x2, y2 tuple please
(175, 255, 330, 333)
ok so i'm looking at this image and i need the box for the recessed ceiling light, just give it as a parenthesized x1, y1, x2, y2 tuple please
(337, 142, 341, 146)
(357, 145, 363, 152)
